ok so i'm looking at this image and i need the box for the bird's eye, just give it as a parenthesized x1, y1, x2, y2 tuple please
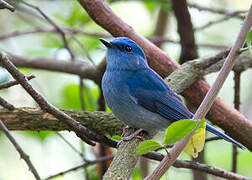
(125, 45, 132, 52)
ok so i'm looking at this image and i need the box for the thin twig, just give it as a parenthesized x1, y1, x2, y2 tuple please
(205, 136, 222, 142)
(188, 3, 246, 20)
(0, 119, 41, 179)
(0, 27, 110, 41)
(0, 97, 14, 110)
(0, 75, 35, 89)
(0, 0, 15, 12)
(80, 142, 90, 180)
(195, 14, 236, 31)
(153, 7, 169, 48)
(145, 2, 252, 179)
(149, 36, 229, 50)
(198, 49, 231, 69)
(0, 51, 117, 147)
(68, 33, 96, 65)
(232, 70, 242, 172)
(44, 155, 114, 180)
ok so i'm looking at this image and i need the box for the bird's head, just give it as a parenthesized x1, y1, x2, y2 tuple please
(100, 37, 148, 71)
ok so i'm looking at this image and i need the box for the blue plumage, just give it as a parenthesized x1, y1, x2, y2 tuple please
(100, 37, 245, 149)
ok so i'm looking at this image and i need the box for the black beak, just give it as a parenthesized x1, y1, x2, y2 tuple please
(99, 38, 113, 48)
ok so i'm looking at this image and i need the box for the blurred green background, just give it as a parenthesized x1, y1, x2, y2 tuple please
(0, 0, 251, 179)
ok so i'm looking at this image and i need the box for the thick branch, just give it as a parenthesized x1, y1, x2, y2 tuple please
(2, 107, 123, 135)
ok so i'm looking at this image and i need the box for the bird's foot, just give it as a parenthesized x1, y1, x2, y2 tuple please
(121, 125, 131, 137)
(117, 128, 145, 147)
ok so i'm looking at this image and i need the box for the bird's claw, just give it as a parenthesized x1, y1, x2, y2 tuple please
(117, 128, 145, 147)
(121, 125, 131, 137)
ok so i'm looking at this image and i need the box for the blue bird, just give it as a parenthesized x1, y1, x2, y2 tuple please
(100, 37, 245, 149)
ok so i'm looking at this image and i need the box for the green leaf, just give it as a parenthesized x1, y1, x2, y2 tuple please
(143, 2, 158, 13)
(160, 2, 171, 11)
(136, 140, 162, 155)
(111, 135, 121, 141)
(164, 119, 199, 145)
(83, 86, 99, 111)
(59, 84, 98, 110)
(24, 131, 54, 142)
(77, 36, 100, 51)
(54, 1, 90, 26)
(42, 34, 62, 49)
(246, 30, 252, 56)
(131, 168, 143, 180)
(199, 118, 206, 129)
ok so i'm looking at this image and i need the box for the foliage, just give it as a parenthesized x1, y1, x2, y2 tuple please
(246, 30, 252, 56)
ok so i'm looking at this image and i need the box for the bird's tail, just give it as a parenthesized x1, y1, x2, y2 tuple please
(206, 124, 245, 149)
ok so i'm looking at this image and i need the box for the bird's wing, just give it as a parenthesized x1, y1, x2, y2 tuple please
(127, 69, 192, 122)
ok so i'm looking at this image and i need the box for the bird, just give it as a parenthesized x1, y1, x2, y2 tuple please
(100, 37, 245, 149)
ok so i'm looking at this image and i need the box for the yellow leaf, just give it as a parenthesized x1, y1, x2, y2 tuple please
(184, 121, 206, 158)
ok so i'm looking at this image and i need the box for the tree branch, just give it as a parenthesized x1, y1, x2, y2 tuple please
(0, 0, 14, 12)
(45, 155, 114, 180)
(232, 70, 242, 172)
(0, 96, 15, 110)
(188, 3, 246, 19)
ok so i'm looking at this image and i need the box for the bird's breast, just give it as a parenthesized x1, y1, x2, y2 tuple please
(102, 71, 131, 107)
(102, 70, 170, 134)
(102, 70, 140, 120)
